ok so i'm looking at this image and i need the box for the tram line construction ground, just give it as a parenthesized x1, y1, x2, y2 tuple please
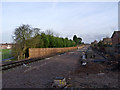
(2, 45, 119, 88)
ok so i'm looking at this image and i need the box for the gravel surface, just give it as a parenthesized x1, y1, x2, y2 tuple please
(2, 45, 119, 89)
(2, 49, 81, 88)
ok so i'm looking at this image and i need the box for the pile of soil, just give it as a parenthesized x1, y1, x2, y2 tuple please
(67, 61, 119, 88)
(71, 62, 105, 75)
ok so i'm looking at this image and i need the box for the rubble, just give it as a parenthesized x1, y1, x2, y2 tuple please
(52, 77, 67, 88)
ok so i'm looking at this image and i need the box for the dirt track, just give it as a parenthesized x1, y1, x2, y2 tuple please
(2, 45, 119, 89)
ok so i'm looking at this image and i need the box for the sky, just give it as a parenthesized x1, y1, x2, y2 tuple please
(1, 2, 118, 43)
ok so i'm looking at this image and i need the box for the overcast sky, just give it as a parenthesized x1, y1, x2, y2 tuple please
(1, 2, 118, 43)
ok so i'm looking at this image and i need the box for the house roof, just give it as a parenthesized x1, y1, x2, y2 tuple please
(0, 43, 15, 45)
(103, 38, 111, 41)
(111, 31, 120, 38)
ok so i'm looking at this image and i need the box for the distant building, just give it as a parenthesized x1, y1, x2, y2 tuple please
(111, 31, 120, 54)
(0, 43, 14, 49)
(103, 38, 112, 45)
(91, 40, 98, 47)
(91, 40, 98, 45)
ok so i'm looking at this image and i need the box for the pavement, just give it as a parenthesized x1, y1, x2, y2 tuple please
(2, 45, 119, 88)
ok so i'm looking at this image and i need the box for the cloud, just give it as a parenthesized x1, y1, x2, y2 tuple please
(78, 33, 106, 43)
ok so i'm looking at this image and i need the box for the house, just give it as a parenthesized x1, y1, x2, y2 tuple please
(91, 40, 97, 44)
(111, 31, 120, 54)
(0, 43, 14, 49)
(103, 38, 112, 45)
(91, 40, 97, 45)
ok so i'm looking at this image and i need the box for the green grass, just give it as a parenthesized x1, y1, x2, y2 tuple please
(0, 49, 12, 60)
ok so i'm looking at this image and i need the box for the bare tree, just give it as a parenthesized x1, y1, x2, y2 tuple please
(33, 28, 41, 36)
(45, 29, 54, 36)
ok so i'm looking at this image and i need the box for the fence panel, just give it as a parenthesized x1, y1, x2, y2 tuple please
(29, 46, 84, 58)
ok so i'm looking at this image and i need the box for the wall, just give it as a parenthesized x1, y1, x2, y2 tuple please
(105, 47, 113, 55)
(0, 44, 14, 49)
(112, 33, 120, 53)
(29, 46, 84, 58)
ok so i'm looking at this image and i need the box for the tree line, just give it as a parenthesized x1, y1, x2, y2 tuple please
(12, 24, 82, 59)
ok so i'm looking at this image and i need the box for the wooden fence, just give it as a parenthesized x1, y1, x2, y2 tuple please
(29, 47, 77, 58)
(29, 45, 85, 58)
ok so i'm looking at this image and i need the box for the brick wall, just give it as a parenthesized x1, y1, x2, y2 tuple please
(112, 32, 120, 53)
(0, 44, 14, 49)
